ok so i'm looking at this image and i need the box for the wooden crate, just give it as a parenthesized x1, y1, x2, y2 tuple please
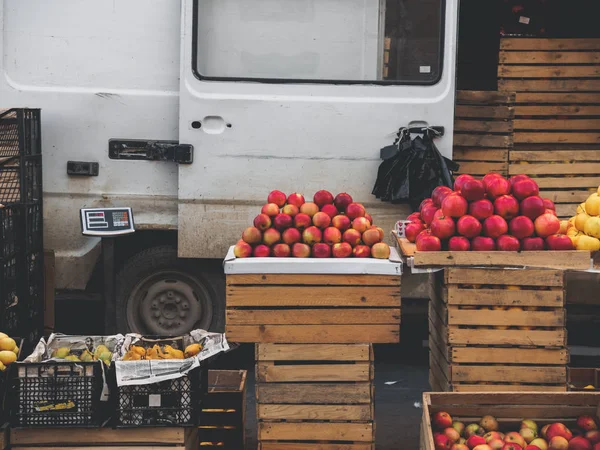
(569, 367, 600, 391)
(198, 369, 247, 450)
(499, 38, 600, 218)
(226, 274, 401, 344)
(256, 343, 375, 450)
(453, 90, 515, 177)
(428, 267, 569, 392)
(10, 427, 197, 450)
(420, 392, 600, 450)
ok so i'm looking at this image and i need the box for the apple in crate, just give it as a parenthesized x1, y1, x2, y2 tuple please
(371, 243, 390, 259)
(546, 234, 574, 250)
(522, 237, 545, 251)
(313, 190, 334, 207)
(365, 213, 373, 224)
(352, 217, 371, 234)
(274, 214, 293, 231)
(512, 179, 539, 201)
(548, 436, 569, 450)
(568, 437, 592, 450)
(323, 227, 342, 245)
(483, 172, 504, 190)
(469, 199, 494, 221)
(472, 236, 496, 251)
(520, 196, 545, 221)
(312, 212, 331, 229)
(253, 214, 272, 232)
(586, 430, 600, 444)
(461, 179, 486, 201)
(449, 236, 470, 251)
(454, 174, 474, 193)
(242, 227, 262, 245)
(334, 192, 353, 212)
(422, 204, 439, 226)
(457, 215, 482, 239)
(546, 424, 572, 442)
(444, 427, 460, 443)
(502, 444, 524, 450)
(263, 228, 281, 246)
(343, 229, 362, 247)
(509, 216, 534, 239)
(543, 198, 556, 211)
(442, 194, 468, 218)
(272, 243, 291, 257)
(451, 445, 469, 450)
(486, 177, 511, 200)
(578, 416, 598, 432)
(234, 240, 252, 258)
(346, 203, 366, 220)
(311, 243, 331, 258)
(320, 204, 338, 219)
(302, 226, 322, 245)
(282, 228, 302, 245)
(332, 215, 351, 231)
(431, 216, 456, 240)
(480, 416, 499, 432)
(417, 235, 441, 252)
(509, 174, 530, 187)
(483, 215, 508, 239)
(362, 228, 382, 246)
(268, 190, 287, 207)
(300, 202, 319, 217)
(433, 412, 453, 430)
(433, 186, 454, 206)
(353, 245, 371, 258)
(494, 195, 520, 220)
(287, 193, 305, 208)
(261, 203, 280, 217)
(505, 432, 526, 449)
(467, 436, 487, 448)
(332, 242, 352, 258)
(534, 213, 560, 238)
(294, 213, 312, 230)
(497, 235, 521, 251)
(282, 204, 299, 217)
(435, 433, 452, 450)
(253, 245, 270, 257)
(292, 243, 311, 258)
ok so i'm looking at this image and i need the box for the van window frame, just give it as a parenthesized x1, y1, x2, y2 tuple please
(191, 0, 447, 86)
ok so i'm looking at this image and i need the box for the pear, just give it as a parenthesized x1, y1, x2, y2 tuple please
(94, 345, 109, 360)
(80, 350, 93, 362)
(0, 337, 16, 351)
(0, 350, 17, 365)
(184, 343, 202, 358)
(52, 347, 71, 359)
(64, 355, 80, 362)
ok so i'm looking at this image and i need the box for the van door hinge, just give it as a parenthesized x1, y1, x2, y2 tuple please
(108, 139, 193, 164)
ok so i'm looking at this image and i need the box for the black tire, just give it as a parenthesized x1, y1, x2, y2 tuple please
(115, 246, 225, 335)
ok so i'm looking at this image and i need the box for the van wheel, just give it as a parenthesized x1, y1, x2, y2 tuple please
(115, 246, 225, 335)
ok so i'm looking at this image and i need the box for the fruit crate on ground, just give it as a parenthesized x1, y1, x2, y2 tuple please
(198, 369, 247, 450)
(420, 391, 600, 450)
(569, 368, 600, 391)
(428, 267, 569, 392)
(10, 426, 198, 450)
(224, 247, 401, 344)
(256, 343, 375, 450)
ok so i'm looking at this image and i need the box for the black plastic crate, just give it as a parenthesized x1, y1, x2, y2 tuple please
(1, 255, 20, 336)
(0, 205, 20, 259)
(13, 361, 103, 427)
(24, 203, 43, 252)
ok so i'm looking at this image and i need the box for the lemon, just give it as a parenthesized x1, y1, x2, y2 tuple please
(0, 350, 17, 365)
(576, 235, 600, 251)
(575, 213, 591, 232)
(577, 203, 587, 214)
(584, 384, 596, 389)
(584, 217, 600, 239)
(0, 333, 8, 340)
(586, 193, 600, 216)
(0, 338, 16, 352)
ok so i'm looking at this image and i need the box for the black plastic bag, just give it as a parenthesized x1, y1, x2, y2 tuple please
(371, 128, 414, 202)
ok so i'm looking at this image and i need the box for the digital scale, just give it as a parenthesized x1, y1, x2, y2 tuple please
(80, 207, 135, 236)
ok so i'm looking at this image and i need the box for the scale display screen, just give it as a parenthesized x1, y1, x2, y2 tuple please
(80, 207, 135, 236)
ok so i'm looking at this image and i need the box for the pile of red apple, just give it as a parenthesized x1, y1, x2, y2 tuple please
(407, 173, 573, 252)
(233, 190, 391, 259)
(431, 410, 600, 450)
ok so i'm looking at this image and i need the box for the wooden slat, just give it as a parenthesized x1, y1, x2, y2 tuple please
(500, 38, 600, 51)
(448, 307, 565, 327)
(257, 383, 371, 404)
(12, 448, 185, 450)
(445, 268, 564, 286)
(499, 65, 600, 79)
(10, 428, 186, 445)
(437, 405, 590, 419)
(500, 51, 600, 65)
(456, 91, 516, 104)
(259, 422, 373, 442)
(260, 444, 373, 450)
(514, 132, 600, 144)
(258, 404, 372, 421)
(226, 274, 400, 286)
(227, 325, 399, 343)
(454, 161, 508, 175)
(453, 148, 508, 162)
(451, 365, 567, 384)
(509, 162, 600, 175)
(499, 79, 600, 92)
(226, 286, 400, 307)
(427, 392, 599, 406)
(453, 134, 511, 148)
(256, 362, 371, 383)
(535, 176, 600, 189)
(514, 119, 600, 131)
(454, 120, 513, 133)
(446, 287, 564, 307)
(516, 92, 600, 104)
(227, 308, 400, 325)
(556, 204, 578, 218)
(451, 347, 568, 364)
(257, 344, 371, 361)
(452, 384, 567, 392)
(510, 150, 600, 161)
(515, 105, 600, 116)
(539, 190, 592, 203)
(448, 328, 566, 347)
(455, 105, 514, 119)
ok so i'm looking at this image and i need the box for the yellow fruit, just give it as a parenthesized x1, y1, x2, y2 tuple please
(576, 235, 600, 251)
(577, 203, 587, 214)
(94, 345, 109, 359)
(163, 345, 184, 360)
(567, 227, 580, 237)
(123, 350, 142, 361)
(586, 193, 600, 216)
(0, 338, 16, 352)
(52, 347, 71, 359)
(64, 355, 80, 362)
(575, 213, 591, 232)
(131, 346, 146, 357)
(559, 220, 571, 235)
(569, 216, 577, 226)
(146, 345, 161, 360)
(0, 333, 8, 340)
(184, 343, 202, 358)
(598, 186, 600, 195)
(0, 362, 5, 372)
(584, 385, 596, 389)
(12, 345, 19, 355)
(80, 350, 93, 362)
(584, 216, 600, 239)
(0, 350, 16, 365)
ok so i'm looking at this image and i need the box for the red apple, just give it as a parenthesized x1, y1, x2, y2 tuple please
(469, 199, 495, 221)
(483, 172, 504, 190)
(416, 229, 432, 244)
(546, 423, 572, 442)
(346, 203, 366, 220)
(449, 236, 470, 251)
(489, 439, 505, 450)
(457, 215, 483, 238)
(444, 428, 461, 444)
(509, 216, 535, 239)
(352, 217, 371, 233)
(334, 193, 353, 212)
(510, 174, 530, 187)
(272, 243, 291, 257)
(323, 227, 342, 245)
(274, 214, 293, 231)
(242, 226, 262, 244)
(486, 177, 511, 200)
(282, 204, 299, 217)
(373, 226, 385, 241)
(546, 209, 557, 216)
(353, 245, 371, 258)
(435, 433, 453, 450)
(472, 236, 496, 251)
(406, 222, 427, 243)
(520, 196, 545, 221)
(254, 214, 272, 231)
(343, 228, 362, 247)
(483, 215, 508, 239)
(253, 245, 271, 257)
(594, 443, 600, 450)
(569, 437, 592, 450)
(442, 194, 469, 218)
(466, 424, 486, 438)
(332, 215, 351, 231)
(371, 243, 391, 259)
(234, 241, 252, 258)
(485, 432, 504, 443)
(431, 216, 457, 240)
(546, 234, 574, 250)
(522, 237, 545, 251)
(549, 436, 568, 450)
(300, 202, 319, 217)
(313, 190, 334, 207)
(578, 416, 598, 432)
(462, 179, 486, 201)
(494, 195, 520, 220)
(502, 445, 523, 450)
(365, 213, 373, 224)
(534, 213, 560, 238)
(312, 212, 332, 229)
(416, 235, 442, 251)
(434, 186, 455, 207)
(261, 203, 280, 217)
(433, 412, 454, 430)
(302, 226, 322, 245)
(292, 243, 311, 258)
(467, 436, 487, 448)
(282, 228, 302, 245)
(454, 174, 475, 193)
(332, 242, 353, 258)
(294, 213, 312, 230)
(420, 198, 434, 212)
(263, 228, 281, 246)
(452, 445, 470, 450)
(473, 446, 493, 450)
(586, 431, 600, 445)
(311, 243, 331, 258)
(497, 235, 521, 251)
(434, 208, 445, 221)
(525, 446, 540, 450)
(513, 179, 540, 201)
(320, 204, 338, 219)
(362, 228, 382, 246)
(407, 212, 422, 222)
(543, 198, 556, 211)
(423, 204, 439, 226)
(287, 193, 305, 208)
(268, 190, 287, 207)
(505, 432, 526, 449)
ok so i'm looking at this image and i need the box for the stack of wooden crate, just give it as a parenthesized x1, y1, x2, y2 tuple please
(428, 267, 569, 392)
(498, 38, 600, 218)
